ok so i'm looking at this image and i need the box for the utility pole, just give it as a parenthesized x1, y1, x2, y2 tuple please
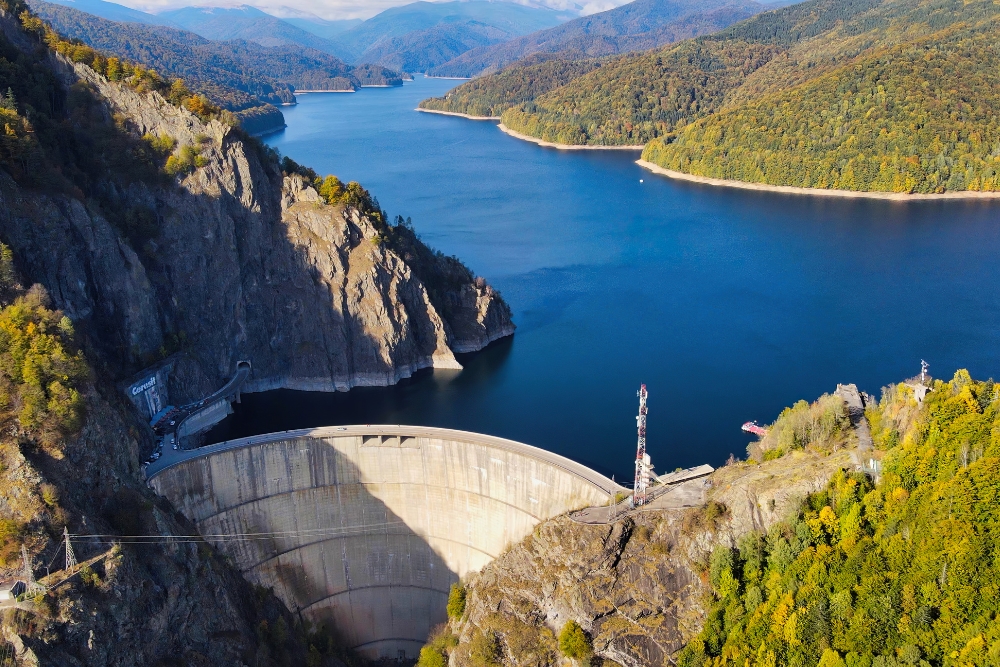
(21, 545, 45, 595)
(64, 527, 77, 571)
(633, 384, 652, 507)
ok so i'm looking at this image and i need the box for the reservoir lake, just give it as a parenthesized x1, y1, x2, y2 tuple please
(209, 75, 1000, 480)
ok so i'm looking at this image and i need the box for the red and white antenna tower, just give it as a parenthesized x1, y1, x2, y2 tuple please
(634, 384, 652, 506)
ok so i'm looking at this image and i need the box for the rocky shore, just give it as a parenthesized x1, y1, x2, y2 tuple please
(416, 107, 500, 120)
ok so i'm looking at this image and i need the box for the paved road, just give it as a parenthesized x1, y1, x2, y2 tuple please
(144, 362, 251, 473)
(145, 424, 626, 496)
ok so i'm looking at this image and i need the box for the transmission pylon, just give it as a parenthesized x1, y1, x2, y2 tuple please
(21, 545, 45, 595)
(64, 527, 77, 570)
(633, 384, 653, 507)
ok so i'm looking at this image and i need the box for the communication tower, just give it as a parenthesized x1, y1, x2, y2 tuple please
(633, 384, 653, 507)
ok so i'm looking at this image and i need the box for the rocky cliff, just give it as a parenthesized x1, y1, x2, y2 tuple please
(0, 25, 512, 402)
(440, 445, 855, 667)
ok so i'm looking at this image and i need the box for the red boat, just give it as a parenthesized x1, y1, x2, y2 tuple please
(742, 421, 768, 437)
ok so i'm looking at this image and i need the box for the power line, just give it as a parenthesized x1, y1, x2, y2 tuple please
(68, 519, 408, 544)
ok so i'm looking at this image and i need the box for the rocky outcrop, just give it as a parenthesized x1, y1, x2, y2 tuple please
(0, 52, 513, 402)
(448, 447, 854, 667)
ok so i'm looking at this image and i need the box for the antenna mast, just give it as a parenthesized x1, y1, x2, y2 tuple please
(633, 384, 652, 507)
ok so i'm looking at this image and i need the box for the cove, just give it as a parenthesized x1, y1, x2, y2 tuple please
(207, 75, 1000, 480)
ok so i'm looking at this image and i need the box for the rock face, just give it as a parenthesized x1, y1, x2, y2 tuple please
(448, 447, 853, 667)
(0, 55, 513, 401)
(0, 391, 302, 667)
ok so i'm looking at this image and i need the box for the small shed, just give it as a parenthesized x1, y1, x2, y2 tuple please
(0, 580, 26, 601)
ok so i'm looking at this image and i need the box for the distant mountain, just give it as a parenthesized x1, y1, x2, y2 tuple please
(158, 5, 350, 58)
(38, 0, 179, 26)
(281, 16, 363, 40)
(355, 21, 519, 72)
(336, 0, 575, 69)
(427, 0, 767, 77)
(29, 0, 402, 134)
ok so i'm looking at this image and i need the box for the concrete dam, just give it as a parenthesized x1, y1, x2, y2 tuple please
(148, 425, 622, 659)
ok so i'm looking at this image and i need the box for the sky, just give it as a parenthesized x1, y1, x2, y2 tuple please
(117, 0, 631, 20)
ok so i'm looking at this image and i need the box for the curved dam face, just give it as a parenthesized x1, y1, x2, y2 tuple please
(149, 425, 619, 659)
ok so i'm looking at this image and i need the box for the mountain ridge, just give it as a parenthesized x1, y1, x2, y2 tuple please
(426, 0, 768, 77)
(28, 0, 403, 135)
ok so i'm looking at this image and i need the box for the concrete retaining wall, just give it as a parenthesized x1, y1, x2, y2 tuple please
(149, 425, 619, 660)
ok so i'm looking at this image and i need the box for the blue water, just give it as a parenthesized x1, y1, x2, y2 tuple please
(217, 76, 1000, 479)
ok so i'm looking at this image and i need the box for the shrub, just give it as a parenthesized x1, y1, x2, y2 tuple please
(468, 628, 502, 667)
(558, 620, 592, 660)
(40, 483, 58, 507)
(79, 565, 100, 588)
(417, 646, 447, 667)
(0, 283, 88, 448)
(0, 519, 24, 568)
(446, 583, 466, 619)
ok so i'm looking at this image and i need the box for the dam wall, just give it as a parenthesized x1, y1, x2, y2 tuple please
(149, 425, 620, 660)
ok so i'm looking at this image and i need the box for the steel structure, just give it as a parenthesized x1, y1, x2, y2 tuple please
(633, 384, 652, 506)
(64, 527, 77, 570)
(21, 545, 45, 596)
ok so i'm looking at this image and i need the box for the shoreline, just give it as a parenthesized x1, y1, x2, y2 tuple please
(416, 107, 500, 120)
(250, 124, 287, 138)
(636, 160, 1000, 201)
(498, 124, 644, 151)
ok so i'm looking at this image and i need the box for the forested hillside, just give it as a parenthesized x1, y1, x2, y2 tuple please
(424, 0, 1000, 192)
(643, 23, 1000, 193)
(28, 0, 401, 135)
(352, 20, 518, 73)
(682, 369, 1000, 664)
(30, 2, 402, 94)
(425, 0, 766, 78)
(421, 55, 601, 117)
